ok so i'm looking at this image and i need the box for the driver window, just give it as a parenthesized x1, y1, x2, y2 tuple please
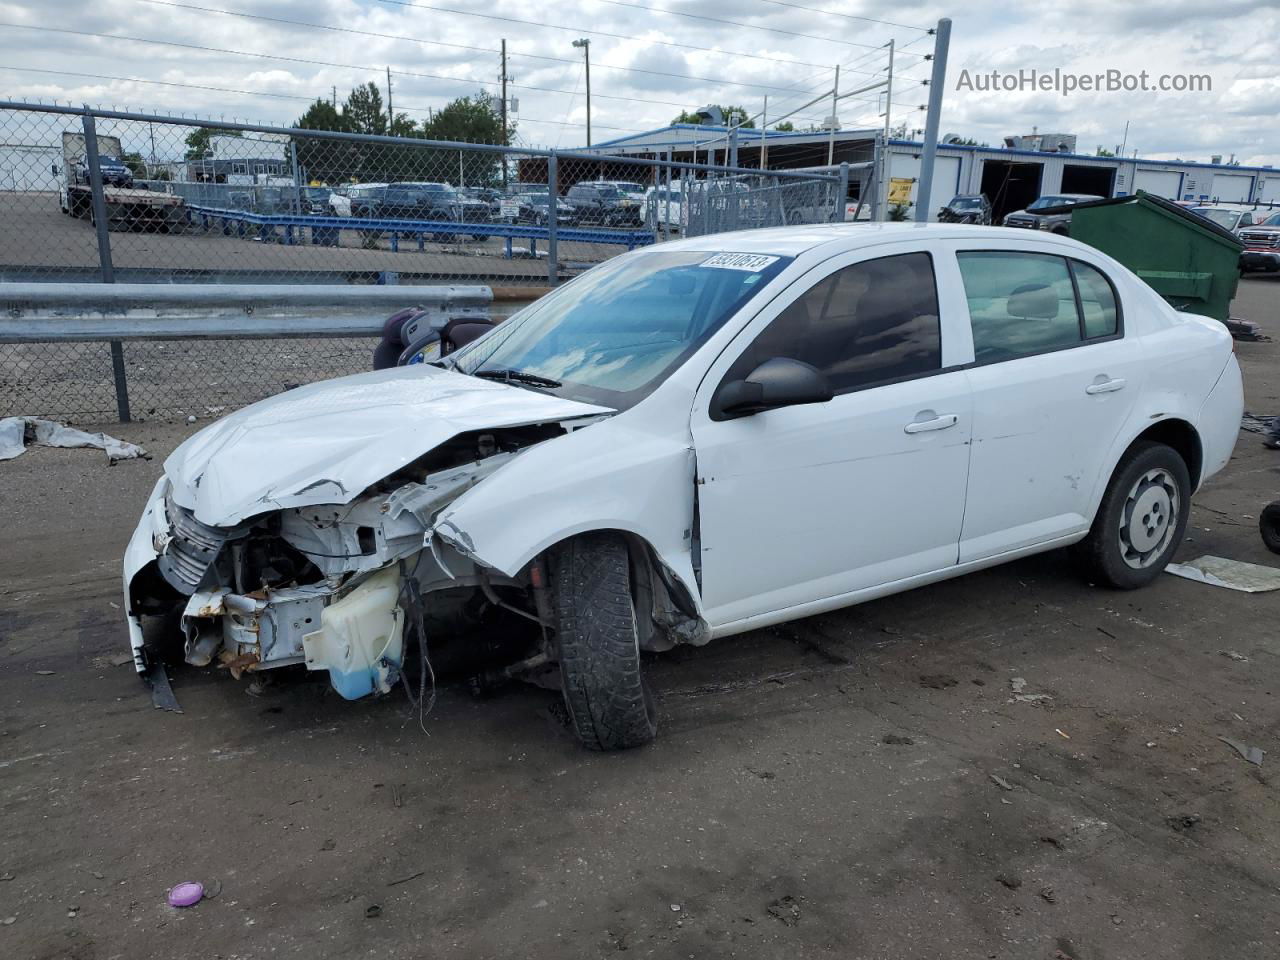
(723, 252, 942, 395)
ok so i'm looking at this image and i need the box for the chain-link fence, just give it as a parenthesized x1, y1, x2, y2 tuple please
(0, 101, 847, 422)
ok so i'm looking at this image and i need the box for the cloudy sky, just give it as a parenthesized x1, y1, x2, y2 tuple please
(1, 0, 1277, 164)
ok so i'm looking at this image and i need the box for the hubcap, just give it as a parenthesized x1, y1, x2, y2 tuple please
(1118, 467, 1179, 569)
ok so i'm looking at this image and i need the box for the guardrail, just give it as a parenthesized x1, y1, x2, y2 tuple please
(0, 283, 540, 423)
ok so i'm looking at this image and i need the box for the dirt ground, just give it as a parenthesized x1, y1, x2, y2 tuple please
(2, 276, 1279, 960)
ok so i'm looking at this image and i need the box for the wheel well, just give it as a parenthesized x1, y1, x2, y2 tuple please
(1132, 418, 1203, 488)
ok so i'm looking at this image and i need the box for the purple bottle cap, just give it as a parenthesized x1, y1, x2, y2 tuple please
(167, 882, 204, 908)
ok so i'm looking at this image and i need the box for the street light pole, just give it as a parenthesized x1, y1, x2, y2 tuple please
(572, 38, 591, 147)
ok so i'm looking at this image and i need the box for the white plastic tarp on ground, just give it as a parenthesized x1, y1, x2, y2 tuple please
(1165, 555, 1280, 593)
(0, 417, 147, 463)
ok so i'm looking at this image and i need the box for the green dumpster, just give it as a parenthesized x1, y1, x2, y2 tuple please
(1053, 190, 1243, 324)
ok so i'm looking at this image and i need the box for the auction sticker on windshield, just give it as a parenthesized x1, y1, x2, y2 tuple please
(700, 253, 781, 271)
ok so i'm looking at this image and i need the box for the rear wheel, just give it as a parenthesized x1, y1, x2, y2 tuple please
(1076, 442, 1191, 588)
(1259, 501, 1280, 554)
(550, 533, 657, 751)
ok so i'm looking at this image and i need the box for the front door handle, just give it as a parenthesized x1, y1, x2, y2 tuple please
(904, 413, 958, 434)
(1086, 377, 1127, 395)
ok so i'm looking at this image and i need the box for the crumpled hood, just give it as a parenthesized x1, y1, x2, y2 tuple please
(165, 365, 612, 526)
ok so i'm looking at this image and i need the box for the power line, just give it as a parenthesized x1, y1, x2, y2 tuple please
(582, 0, 929, 54)
(0, 21, 699, 112)
(0, 65, 651, 134)
(749, 0, 929, 31)
(373, 0, 841, 71)
(130, 0, 853, 91)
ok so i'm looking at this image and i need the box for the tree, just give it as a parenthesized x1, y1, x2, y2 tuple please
(343, 82, 387, 136)
(296, 99, 348, 134)
(184, 126, 239, 160)
(1095, 147, 1116, 157)
(120, 151, 147, 178)
(671, 104, 755, 128)
(772, 120, 795, 132)
(293, 98, 355, 185)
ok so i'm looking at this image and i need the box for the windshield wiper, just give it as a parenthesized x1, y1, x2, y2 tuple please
(474, 368, 562, 388)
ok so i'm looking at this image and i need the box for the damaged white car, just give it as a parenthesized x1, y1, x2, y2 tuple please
(124, 223, 1243, 749)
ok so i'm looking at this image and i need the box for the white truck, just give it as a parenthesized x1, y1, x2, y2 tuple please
(57, 130, 184, 230)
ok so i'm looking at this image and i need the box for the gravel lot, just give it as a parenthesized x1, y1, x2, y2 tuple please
(1, 276, 1278, 960)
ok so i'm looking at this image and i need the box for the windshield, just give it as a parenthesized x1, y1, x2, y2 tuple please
(1192, 208, 1238, 229)
(450, 249, 792, 409)
(1263, 213, 1280, 227)
(1028, 195, 1077, 210)
(950, 197, 982, 209)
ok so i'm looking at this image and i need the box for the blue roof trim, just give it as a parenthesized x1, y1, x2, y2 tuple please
(885, 139, 1275, 173)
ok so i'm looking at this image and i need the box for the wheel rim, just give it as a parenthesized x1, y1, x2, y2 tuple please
(1118, 467, 1179, 569)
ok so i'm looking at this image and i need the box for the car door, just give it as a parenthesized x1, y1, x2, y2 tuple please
(689, 244, 974, 631)
(950, 244, 1144, 562)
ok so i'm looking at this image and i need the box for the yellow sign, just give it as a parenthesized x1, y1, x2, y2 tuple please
(887, 177, 915, 205)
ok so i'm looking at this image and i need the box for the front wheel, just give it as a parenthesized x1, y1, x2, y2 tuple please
(550, 533, 657, 751)
(1075, 442, 1191, 588)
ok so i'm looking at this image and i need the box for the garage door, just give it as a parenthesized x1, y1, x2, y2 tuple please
(1133, 169, 1182, 199)
(1211, 173, 1254, 203)
(0, 146, 60, 192)
(885, 152, 963, 218)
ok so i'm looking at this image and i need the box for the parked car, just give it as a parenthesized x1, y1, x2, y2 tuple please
(515, 188, 573, 226)
(329, 183, 386, 218)
(74, 154, 133, 188)
(644, 182, 684, 230)
(565, 181, 644, 227)
(298, 186, 332, 215)
(123, 224, 1242, 751)
(1003, 193, 1103, 233)
(456, 190, 494, 240)
(1188, 206, 1266, 232)
(939, 194, 992, 225)
(1238, 212, 1280, 272)
(463, 187, 503, 219)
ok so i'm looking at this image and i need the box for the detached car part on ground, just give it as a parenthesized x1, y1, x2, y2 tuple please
(124, 224, 1243, 751)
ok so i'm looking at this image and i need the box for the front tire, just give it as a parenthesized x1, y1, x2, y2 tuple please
(550, 533, 657, 751)
(1076, 441, 1191, 588)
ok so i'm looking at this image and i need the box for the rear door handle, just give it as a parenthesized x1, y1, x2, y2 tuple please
(1086, 377, 1127, 395)
(904, 413, 958, 434)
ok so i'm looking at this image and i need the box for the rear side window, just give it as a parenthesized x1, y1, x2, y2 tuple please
(723, 252, 941, 395)
(1072, 260, 1120, 338)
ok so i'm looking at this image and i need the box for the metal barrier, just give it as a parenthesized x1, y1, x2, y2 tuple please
(0, 283, 507, 423)
(0, 101, 844, 288)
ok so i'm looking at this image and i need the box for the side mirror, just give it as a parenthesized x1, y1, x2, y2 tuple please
(713, 357, 833, 420)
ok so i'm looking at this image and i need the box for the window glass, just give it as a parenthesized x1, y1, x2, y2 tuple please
(957, 252, 1081, 362)
(1071, 260, 1120, 339)
(724, 252, 941, 394)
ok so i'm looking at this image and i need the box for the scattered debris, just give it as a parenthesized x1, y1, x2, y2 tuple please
(766, 895, 801, 926)
(1055, 729, 1071, 740)
(1217, 736, 1265, 766)
(1167, 813, 1202, 832)
(994, 873, 1022, 890)
(669, 904, 682, 913)
(1, 916, 14, 926)
(1166, 556, 1280, 593)
(0, 872, 13, 882)
(0, 417, 148, 463)
(205, 879, 222, 899)
(167, 882, 204, 908)
(387, 871, 425, 888)
(186, 415, 197, 425)
(320, 839, 336, 852)
(972, 678, 986, 686)
(391, 784, 404, 808)
(35, 670, 55, 676)
(918, 673, 958, 689)
(990, 774, 1015, 791)
(1010, 677, 1053, 703)
(747, 767, 776, 779)
(1096, 626, 1117, 640)
(1219, 650, 1249, 662)
(882, 734, 915, 746)
(365, 904, 382, 919)
(145, 663, 183, 714)
(1039, 886, 1056, 903)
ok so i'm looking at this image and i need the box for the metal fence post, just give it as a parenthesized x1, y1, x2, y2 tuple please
(82, 107, 131, 422)
(837, 162, 850, 222)
(546, 152, 559, 285)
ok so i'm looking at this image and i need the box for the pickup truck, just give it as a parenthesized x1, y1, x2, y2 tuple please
(1238, 212, 1280, 272)
(1003, 193, 1103, 234)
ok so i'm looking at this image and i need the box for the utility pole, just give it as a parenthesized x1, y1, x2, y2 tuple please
(332, 85, 337, 107)
(914, 18, 952, 223)
(500, 39, 509, 186)
(386, 66, 393, 134)
(883, 39, 895, 140)
(572, 38, 591, 147)
(828, 64, 840, 165)
(761, 95, 768, 169)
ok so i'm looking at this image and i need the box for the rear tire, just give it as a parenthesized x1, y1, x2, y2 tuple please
(550, 533, 657, 751)
(1259, 502, 1280, 554)
(1075, 441, 1191, 589)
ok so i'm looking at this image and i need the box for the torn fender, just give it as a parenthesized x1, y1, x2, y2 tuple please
(432, 414, 702, 613)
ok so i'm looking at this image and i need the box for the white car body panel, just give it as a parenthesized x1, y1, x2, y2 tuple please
(122, 223, 1242, 703)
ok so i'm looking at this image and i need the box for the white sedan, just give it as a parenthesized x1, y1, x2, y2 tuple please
(123, 224, 1242, 750)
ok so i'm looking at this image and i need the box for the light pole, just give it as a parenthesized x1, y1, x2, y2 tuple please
(572, 38, 591, 147)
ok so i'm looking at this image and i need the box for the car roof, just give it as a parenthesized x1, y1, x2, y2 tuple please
(646, 222, 1098, 258)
